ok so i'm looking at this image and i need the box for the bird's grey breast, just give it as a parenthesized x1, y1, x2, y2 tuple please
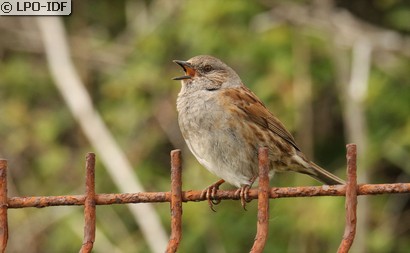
(177, 89, 222, 139)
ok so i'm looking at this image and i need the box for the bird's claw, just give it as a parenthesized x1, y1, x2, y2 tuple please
(200, 179, 225, 212)
(235, 185, 252, 211)
(235, 176, 257, 210)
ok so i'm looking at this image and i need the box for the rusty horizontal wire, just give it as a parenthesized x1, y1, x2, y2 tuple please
(5, 183, 409, 208)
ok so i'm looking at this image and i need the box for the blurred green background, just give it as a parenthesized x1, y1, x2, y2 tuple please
(0, 0, 409, 252)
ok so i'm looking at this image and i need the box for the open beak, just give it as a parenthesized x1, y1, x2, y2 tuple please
(172, 60, 196, 80)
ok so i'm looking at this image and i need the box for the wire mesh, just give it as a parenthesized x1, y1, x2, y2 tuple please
(0, 144, 409, 252)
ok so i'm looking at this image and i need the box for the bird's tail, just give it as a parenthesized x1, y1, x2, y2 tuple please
(304, 161, 345, 185)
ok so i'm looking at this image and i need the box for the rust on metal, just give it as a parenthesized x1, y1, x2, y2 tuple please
(0, 160, 8, 253)
(181, 182, 410, 202)
(0, 146, 409, 252)
(8, 195, 87, 208)
(80, 153, 96, 253)
(250, 147, 270, 253)
(4, 183, 409, 208)
(338, 144, 358, 253)
(166, 150, 183, 253)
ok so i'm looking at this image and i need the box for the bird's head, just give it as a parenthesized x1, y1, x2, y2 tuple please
(173, 55, 241, 91)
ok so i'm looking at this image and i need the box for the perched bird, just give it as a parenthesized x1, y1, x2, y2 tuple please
(173, 55, 345, 210)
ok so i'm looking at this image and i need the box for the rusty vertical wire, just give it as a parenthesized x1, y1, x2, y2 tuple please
(166, 150, 183, 253)
(338, 144, 358, 253)
(0, 160, 8, 253)
(250, 147, 270, 253)
(80, 153, 96, 253)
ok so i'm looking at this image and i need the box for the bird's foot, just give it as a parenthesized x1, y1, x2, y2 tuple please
(235, 177, 257, 210)
(200, 179, 225, 212)
(235, 185, 252, 210)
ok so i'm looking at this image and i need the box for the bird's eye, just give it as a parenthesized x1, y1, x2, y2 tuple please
(203, 65, 213, 72)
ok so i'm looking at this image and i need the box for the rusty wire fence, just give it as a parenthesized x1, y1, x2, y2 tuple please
(0, 143, 409, 253)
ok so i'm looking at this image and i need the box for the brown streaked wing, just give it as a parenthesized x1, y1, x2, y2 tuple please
(222, 86, 301, 151)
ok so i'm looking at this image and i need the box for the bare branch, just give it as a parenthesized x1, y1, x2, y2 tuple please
(36, 17, 168, 253)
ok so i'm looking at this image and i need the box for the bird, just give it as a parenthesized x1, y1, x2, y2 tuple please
(172, 55, 345, 210)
